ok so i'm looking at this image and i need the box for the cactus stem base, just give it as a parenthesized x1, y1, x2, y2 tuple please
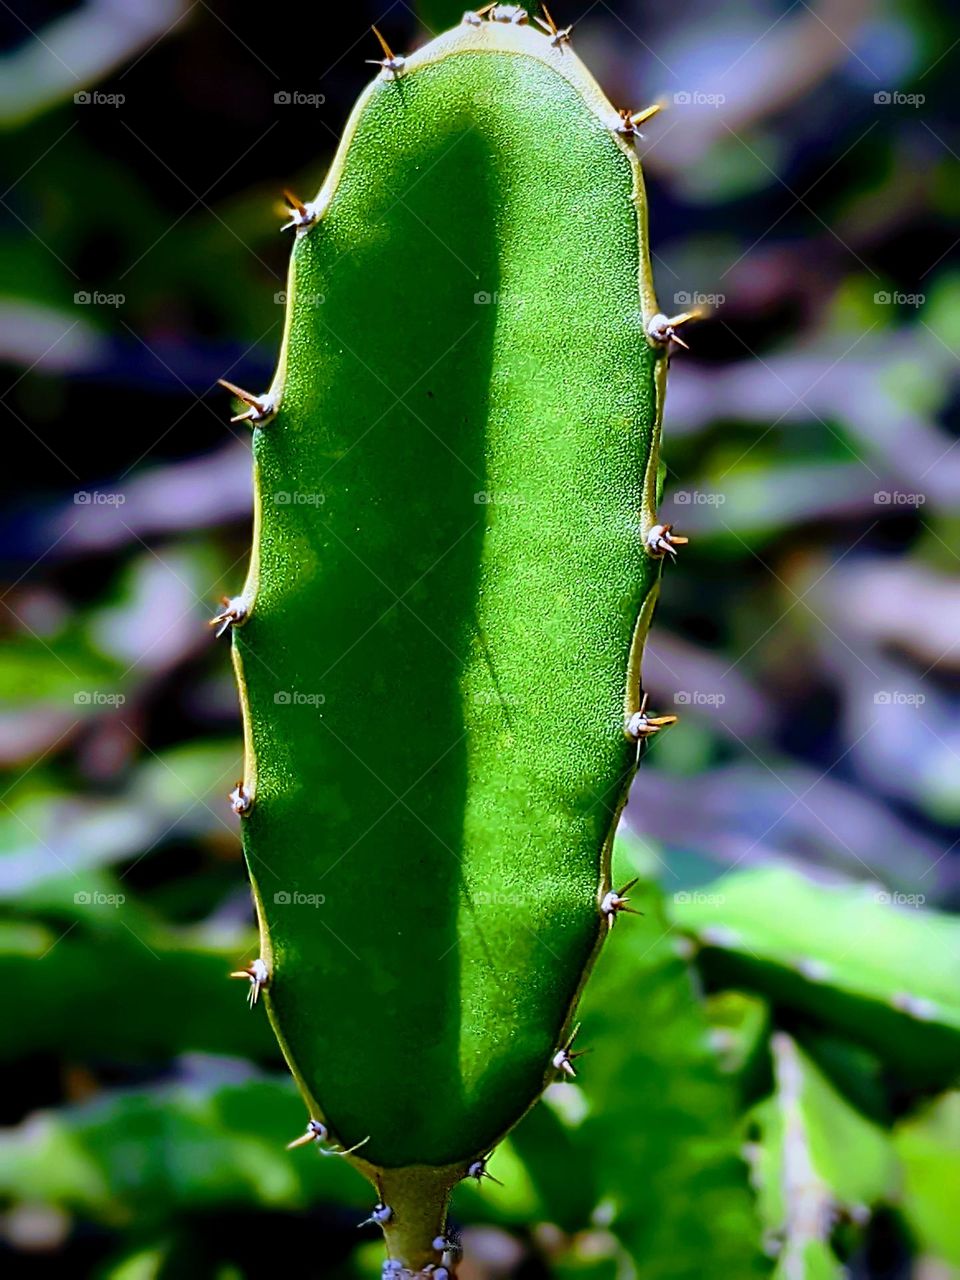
(357, 1163, 461, 1273)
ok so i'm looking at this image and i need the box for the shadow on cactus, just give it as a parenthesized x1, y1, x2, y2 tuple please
(217, 8, 693, 1272)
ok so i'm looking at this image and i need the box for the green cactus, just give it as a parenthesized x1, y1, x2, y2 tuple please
(218, 9, 688, 1270)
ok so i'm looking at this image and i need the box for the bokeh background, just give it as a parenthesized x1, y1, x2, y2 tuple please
(1, 1, 958, 1277)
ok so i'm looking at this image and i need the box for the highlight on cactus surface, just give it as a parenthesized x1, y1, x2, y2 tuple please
(218, 6, 692, 1271)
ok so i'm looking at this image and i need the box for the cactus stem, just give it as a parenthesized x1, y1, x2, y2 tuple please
(224, 14, 675, 1258)
(364, 1166, 460, 1273)
(230, 957, 268, 1005)
(534, 5, 573, 48)
(228, 781, 253, 817)
(210, 594, 247, 638)
(217, 378, 277, 425)
(601, 876, 643, 928)
(367, 27, 406, 78)
(552, 1023, 589, 1078)
(280, 189, 318, 233)
(645, 522, 689, 559)
(625, 691, 679, 741)
(647, 308, 701, 349)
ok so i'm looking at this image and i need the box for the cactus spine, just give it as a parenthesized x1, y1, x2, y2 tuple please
(220, 9, 684, 1270)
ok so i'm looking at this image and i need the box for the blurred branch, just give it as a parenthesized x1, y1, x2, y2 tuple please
(30, 440, 252, 558)
(0, 0, 191, 129)
(638, 0, 874, 170)
(0, 302, 107, 373)
(817, 559, 960, 669)
(665, 327, 960, 511)
(628, 762, 957, 896)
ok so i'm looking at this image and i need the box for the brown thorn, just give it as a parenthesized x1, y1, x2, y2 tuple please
(534, 5, 573, 44)
(217, 378, 259, 408)
(630, 103, 663, 128)
(366, 25, 405, 75)
(371, 25, 394, 61)
(648, 309, 703, 348)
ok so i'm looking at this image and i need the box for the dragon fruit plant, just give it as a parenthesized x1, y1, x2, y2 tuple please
(218, 6, 693, 1272)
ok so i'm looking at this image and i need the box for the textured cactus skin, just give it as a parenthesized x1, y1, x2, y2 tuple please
(228, 13, 668, 1247)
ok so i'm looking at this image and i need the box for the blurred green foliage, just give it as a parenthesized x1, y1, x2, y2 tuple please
(1, 0, 958, 1277)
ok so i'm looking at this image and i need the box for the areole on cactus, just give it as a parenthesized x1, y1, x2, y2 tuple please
(217, 7, 693, 1272)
